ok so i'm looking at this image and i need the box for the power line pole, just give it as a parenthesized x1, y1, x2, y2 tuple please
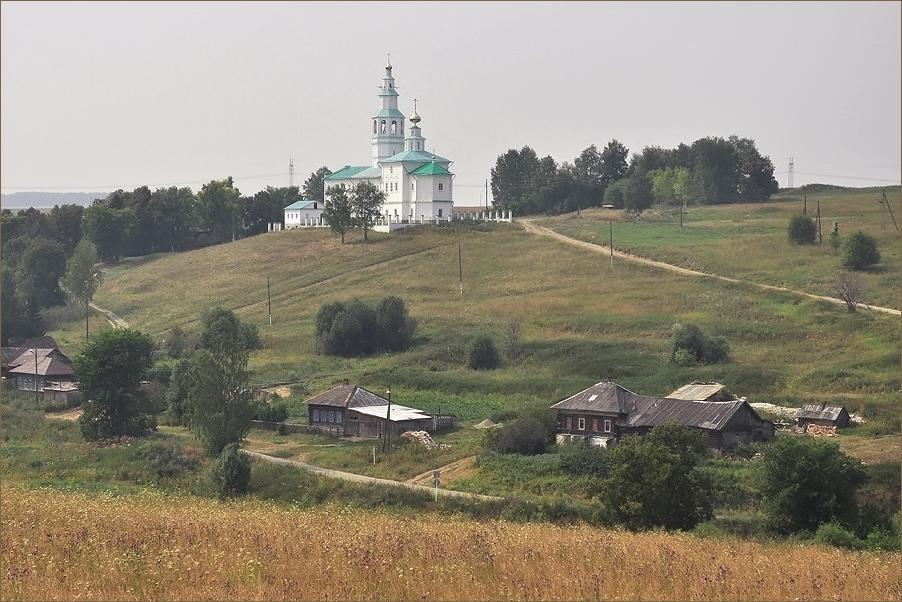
(485, 179, 488, 211)
(458, 244, 463, 295)
(609, 221, 614, 267)
(289, 159, 294, 187)
(267, 276, 272, 325)
(788, 157, 794, 188)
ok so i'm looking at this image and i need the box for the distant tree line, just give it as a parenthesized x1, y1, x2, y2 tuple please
(491, 135, 778, 216)
(0, 168, 333, 344)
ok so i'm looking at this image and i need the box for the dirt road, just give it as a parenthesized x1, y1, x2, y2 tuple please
(519, 220, 901, 316)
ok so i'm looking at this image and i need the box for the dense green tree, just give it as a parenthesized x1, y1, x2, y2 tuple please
(787, 214, 817, 244)
(324, 184, 354, 243)
(623, 169, 655, 215)
(650, 166, 692, 207)
(195, 177, 241, 244)
(690, 137, 740, 204)
(61, 239, 103, 339)
(14, 236, 67, 318)
(182, 344, 256, 456)
(468, 335, 500, 370)
(212, 442, 252, 498)
(729, 136, 779, 200)
(670, 322, 730, 365)
(350, 181, 386, 240)
(599, 139, 630, 188)
(303, 166, 333, 202)
(146, 186, 197, 252)
(314, 298, 376, 356)
(74, 327, 157, 441)
(374, 295, 416, 351)
(759, 436, 868, 535)
(566, 145, 606, 209)
(602, 421, 713, 530)
(82, 201, 136, 262)
(1, 210, 26, 248)
(840, 231, 881, 270)
(1, 261, 41, 345)
(629, 145, 673, 176)
(165, 356, 194, 425)
(490, 146, 542, 215)
(603, 178, 629, 209)
(47, 203, 85, 255)
(199, 306, 261, 351)
(241, 186, 302, 236)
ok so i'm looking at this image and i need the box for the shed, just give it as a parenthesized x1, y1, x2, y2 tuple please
(798, 403, 851, 430)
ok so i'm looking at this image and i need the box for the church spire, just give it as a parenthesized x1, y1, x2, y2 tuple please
(405, 98, 425, 152)
(372, 56, 405, 166)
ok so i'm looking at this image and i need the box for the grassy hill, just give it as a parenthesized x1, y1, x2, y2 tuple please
(50, 187, 900, 427)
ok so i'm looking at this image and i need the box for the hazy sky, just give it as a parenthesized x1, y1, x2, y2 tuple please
(2, 1, 900, 205)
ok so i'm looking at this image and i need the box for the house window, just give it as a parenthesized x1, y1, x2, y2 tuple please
(313, 410, 320, 422)
(578, 418, 586, 431)
(438, 182, 444, 191)
(336, 412, 342, 424)
(604, 420, 612, 433)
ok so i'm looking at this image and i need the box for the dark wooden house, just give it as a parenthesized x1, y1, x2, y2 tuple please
(3, 337, 77, 396)
(552, 380, 774, 453)
(798, 403, 851, 430)
(303, 382, 452, 438)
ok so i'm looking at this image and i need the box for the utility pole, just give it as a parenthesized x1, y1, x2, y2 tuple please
(267, 276, 272, 325)
(33, 348, 39, 405)
(609, 221, 614, 267)
(289, 158, 294, 187)
(458, 244, 463, 295)
(485, 179, 488, 211)
(882, 191, 899, 233)
(817, 201, 822, 245)
(383, 387, 392, 453)
(788, 157, 794, 189)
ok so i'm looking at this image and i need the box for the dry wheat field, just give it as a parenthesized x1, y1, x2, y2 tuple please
(1, 487, 899, 601)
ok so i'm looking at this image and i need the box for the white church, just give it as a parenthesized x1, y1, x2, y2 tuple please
(322, 58, 455, 231)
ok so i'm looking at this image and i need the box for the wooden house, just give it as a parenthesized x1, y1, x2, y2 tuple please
(667, 382, 736, 402)
(552, 380, 774, 453)
(798, 403, 851, 430)
(3, 337, 77, 396)
(303, 381, 452, 438)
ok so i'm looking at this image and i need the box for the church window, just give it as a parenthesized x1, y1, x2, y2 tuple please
(390, 166, 393, 173)
(438, 209, 443, 217)
(411, 183, 414, 191)
(381, 120, 386, 133)
(391, 121, 397, 134)
(373, 121, 377, 134)
(438, 182, 444, 191)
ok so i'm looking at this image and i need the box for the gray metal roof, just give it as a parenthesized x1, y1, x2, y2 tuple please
(625, 398, 751, 431)
(667, 382, 728, 401)
(303, 384, 388, 409)
(799, 403, 848, 422)
(550, 381, 638, 414)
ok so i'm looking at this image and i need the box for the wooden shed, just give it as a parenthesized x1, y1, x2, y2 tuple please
(798, 403, 851, 430)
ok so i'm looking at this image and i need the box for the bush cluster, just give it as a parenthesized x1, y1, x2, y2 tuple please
(314, 296, 416, 357)
(787, 214, 817, 244)
(212, 442, 251, 499)
(670, 322, 730, 365)
(840, 230, 880, 270)
(468, 335, 500, 370)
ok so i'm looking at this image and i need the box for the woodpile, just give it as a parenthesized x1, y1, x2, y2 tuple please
(804, 423, 837, 437)
(400, 430, 451, 449)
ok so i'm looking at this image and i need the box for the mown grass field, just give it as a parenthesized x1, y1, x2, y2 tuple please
(2, 486, 899, 602)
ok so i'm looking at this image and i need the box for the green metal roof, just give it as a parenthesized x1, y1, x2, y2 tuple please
(372, 108, 405, 119)
(410, 162, 452, 176)
(325, 165, 382, 180)
(381, 149, 450, 164)
(283, 200, 320, 211)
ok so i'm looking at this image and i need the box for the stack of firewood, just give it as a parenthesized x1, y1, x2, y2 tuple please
(804, 423, 837, 437)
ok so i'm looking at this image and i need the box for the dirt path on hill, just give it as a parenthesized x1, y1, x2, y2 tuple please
(89, 303, 129, 328)
(406, 455, 479, 486)
(243, 450, 502, 501)
(519, 220, 901, 316)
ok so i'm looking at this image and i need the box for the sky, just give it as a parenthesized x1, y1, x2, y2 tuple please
(2, 1, 900, 206)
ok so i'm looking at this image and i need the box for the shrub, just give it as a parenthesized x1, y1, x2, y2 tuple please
(212, 443, 251, 498)
(315, 297, 415, 357)
(787, 214, 817, 244)
(489, 417, 551, 455)
(840, 230, 880, 270)
(468, 335, 500, 370)
(141, 440, 199, 482)
(814, 522, 863, 549)
(559, 442, 610, 478)
(670, 322, 730, 365)
(255, 400, 289, 423)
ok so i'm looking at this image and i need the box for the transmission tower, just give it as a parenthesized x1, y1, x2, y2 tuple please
(289, 158, 294, 187)
(788, 157, 794, 188)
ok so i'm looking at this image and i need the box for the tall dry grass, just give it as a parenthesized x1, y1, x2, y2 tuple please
(2, 487, 898, 601)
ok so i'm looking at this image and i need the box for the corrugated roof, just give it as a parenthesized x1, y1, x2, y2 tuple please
(410, 162, 452, 176)
(381, 149, 451, 165)
(283, 200, 320, 211)
(668, 382, 727, 401)
(372, 108, 404, 118)
(303, 384, 388, 409)
(7, 348, 74, 378)
(550, 381, 639, 414)
(352, 404, 431, 422)
(626, 399, 749, 431)
(325, 166, 373, 180)
(799, 403, 847, 421)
